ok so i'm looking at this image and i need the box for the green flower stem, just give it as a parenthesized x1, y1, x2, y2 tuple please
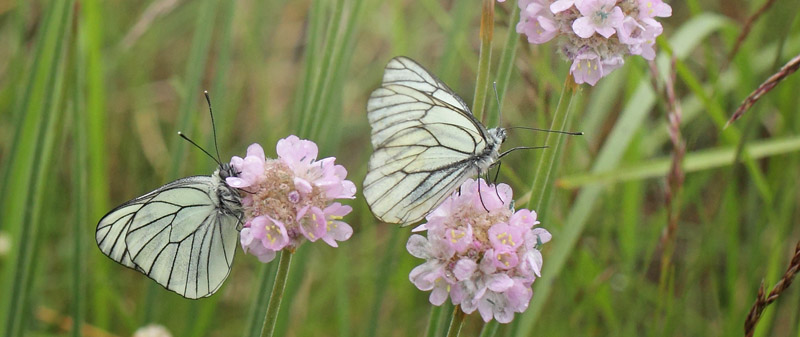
(526, 76, 578, 211)
(425, 305, 444, 337)
(478, 320, 499, 337)
(260, 251, 294, 337)
(487, 0, 520, 128)
(445, 305, 467, 337)
(472, 0, 495, 123)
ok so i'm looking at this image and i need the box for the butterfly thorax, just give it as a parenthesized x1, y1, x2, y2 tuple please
(475, 127, 506, 171)
(214, 164, 243, 216)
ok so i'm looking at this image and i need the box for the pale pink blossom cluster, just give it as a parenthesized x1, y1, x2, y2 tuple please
(407, 179, 551, 323)
(503, 0, 672, 85)
(227, 135, 357, 263)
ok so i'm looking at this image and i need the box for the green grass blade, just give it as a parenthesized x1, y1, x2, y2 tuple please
(515, 14, 736, 335)
(78, 0, 113, 326)
(1, 0, 73, 332)
(486, 0, 520, 128)
(243, 263, 279, 337)
(557, 135, 800, 188)
(71, 18, 89, 337)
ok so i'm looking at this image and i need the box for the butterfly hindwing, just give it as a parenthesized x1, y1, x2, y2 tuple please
(96, 175, 239, 299)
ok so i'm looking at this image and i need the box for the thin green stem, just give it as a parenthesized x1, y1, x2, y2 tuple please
(364, 229, 402, 337)
(488, 0, 520, 128)
(425, 305, 444, 337)
(472, 0, 494, 123)
(300, 0, 345, 138)
(243, 263, 278, 337)
(260, 251, 294, 337)
(526, 76, 578, 211)
(2, 0, 72, 333)
(445, 305, 467, 337)
(478, 320, 499, 337)
(72, 20, 88, 337)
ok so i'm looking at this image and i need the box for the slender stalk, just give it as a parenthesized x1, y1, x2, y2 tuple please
(364, 229, 402, 337)
(260, 251, 294, 337)
(72, 18, 88, 337)
(81, 0, 112, 325)
(487, 0, 520, 128)
(300, 0, 345, 138)
(2, 0, 73, 333)
(445, 305, 467, 337)
(243, 263, 277, 337)
(526, 75, 578, 211)
(478, 320, 499, 337)
(472, 0, 495, 123)
(424, 305, 444, 337)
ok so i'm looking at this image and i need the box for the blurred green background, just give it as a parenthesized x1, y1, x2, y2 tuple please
(1, 0, 800, 336)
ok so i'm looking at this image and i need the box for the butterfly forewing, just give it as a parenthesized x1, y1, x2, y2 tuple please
(96, 175, 240, 299)
(364, 57, 496, 226)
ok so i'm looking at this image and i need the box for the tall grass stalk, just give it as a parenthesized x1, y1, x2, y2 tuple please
(71, 17, 89, 337)
(364, 229, 402, 337)
(445, 306, 466, 337)
(299, 0, 345, 138)
(472, 0, 494, 123)
(526, 76, 578, 211)
(79, 0, 112, 325)
(243, 263, 279, 337)
(516, 16, 732, 335)
(1, 0, 73, 334)
(260, 251, 293, 337)
(424, 305, 444, 337)
(487, 0, 520, 128)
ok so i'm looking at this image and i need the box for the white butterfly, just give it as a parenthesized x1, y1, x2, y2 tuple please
(96, 163, 242, 299)
(363, 56, 506, 226)
(96, 93, 243, 299)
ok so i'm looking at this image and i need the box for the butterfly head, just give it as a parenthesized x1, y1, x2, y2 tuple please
(214, 163, 243, 216)
(218, 162, 239, 180)
(487, 127, 507, 152)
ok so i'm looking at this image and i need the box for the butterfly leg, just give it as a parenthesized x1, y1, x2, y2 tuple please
(492, 162, 504, 204)
(477, 176, 490, 213)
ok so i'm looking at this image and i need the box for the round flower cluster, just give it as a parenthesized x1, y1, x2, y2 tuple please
(407, 179, 551, 323)
(506, 0, 672, 85)
(227, 135, 357, 263)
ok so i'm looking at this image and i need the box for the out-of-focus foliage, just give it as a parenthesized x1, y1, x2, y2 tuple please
(0, 0, 799, 336)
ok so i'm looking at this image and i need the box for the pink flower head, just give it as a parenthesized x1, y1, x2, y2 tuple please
(516, 0, 558, 44)
(504, 0, 671, 86)
(570, 51, 604, 85)
(638, 0, 672, 19)
(572, 0, 624, 38)
(228, 136, 356, 261)
(406, 178, 550, 323)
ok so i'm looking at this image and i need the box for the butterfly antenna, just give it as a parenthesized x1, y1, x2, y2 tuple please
(506, 126, 584, 136)
(204, 90, 223, 163)
(493, 82, 502, 128)
(498, 146, 548, 159)
(178, 131, 222, 166)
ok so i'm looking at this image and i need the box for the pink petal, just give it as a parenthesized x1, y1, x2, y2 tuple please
(294, 177, 313, 194)
(453, 259, 477, 281)
(487, 274, 514, 292)
(549, 0, 574, 13)
(596, 25, 616, 38)
(572, 17, 596, 38)
(277, 135, 318, 164)
(246, 143, 266, 161)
